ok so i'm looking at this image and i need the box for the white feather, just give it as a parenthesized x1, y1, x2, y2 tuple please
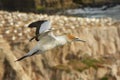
(39, 21, 51, 33)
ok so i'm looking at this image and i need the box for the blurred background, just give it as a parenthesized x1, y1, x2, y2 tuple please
(0, 0, 120, 80)
(0, 0, 120, 19)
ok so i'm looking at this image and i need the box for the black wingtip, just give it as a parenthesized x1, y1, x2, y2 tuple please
(15, 55, 28, 62)
(28, 20, 47, 28)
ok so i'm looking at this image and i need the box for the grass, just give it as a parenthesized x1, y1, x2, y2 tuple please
(52, 55, 104, 73)
(68, 59, 88, 72)
(100, 77, 108, 80)
(52, 64, 71, 73)
(36, 6, 45, 12)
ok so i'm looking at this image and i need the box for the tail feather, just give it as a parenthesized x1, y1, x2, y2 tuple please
(15, 50, 39, 62)
(15, 55, 29, 61)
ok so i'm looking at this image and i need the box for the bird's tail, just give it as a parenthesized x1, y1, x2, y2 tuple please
(15, 55, 29, 61)
(15, 49, 39, 62)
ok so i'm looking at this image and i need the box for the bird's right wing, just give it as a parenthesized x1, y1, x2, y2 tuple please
(28, 20, 51, 35)
(28, 20, 52, 41)
(39, 20, 51, 34)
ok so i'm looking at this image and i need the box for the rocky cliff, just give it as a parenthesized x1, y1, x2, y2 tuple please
(0, 11, 120, 80)
(0, 0, 120, 11)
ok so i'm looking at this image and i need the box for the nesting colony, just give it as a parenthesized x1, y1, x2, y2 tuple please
(0, 11, 118, 45)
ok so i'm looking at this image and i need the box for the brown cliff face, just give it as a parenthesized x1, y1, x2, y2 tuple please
(0, 0, 74, 11)
(0, 11, 120, 80)
(0, 0, 120, 12)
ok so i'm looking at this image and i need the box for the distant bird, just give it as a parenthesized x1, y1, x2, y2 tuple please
(15, 20, 85, 61)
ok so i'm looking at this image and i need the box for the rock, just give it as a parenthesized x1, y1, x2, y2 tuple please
(0, 11, 120, 80)
(0, 37, 31, 80)
(97, 68, 108, 79)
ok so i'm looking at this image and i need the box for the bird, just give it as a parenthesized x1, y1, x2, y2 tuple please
(15, 20, 85, 61)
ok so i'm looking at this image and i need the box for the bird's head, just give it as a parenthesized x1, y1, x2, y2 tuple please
(66, 34, 86, 42)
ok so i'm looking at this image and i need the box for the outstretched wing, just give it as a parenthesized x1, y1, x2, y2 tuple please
(28, 20, 51, 36)
(28, 20, 52, 41)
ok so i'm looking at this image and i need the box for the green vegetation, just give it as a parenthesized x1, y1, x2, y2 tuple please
(52, 64, 71, 73)
(100, 77, 108, 80)
(68, 59, 88, 72)
(52, 56, 104, 73)
(81, 58, 101, 69)
(0, 0, 119, 12)
(36, 6, 45, 12)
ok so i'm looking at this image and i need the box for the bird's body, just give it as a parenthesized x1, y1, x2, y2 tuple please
(16, 20, 85, 61)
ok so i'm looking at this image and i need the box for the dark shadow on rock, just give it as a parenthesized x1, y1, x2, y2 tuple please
(2, 58, 17, 80)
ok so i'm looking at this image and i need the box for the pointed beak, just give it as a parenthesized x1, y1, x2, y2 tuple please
(75, 38, 86, 42)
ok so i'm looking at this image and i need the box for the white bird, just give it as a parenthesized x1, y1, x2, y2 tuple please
(15, 20, 85, 61)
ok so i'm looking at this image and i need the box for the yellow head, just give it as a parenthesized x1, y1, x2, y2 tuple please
(66, 34, 86, 42)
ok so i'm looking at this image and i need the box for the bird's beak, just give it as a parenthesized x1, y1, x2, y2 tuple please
(75, 38, 86, 42)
